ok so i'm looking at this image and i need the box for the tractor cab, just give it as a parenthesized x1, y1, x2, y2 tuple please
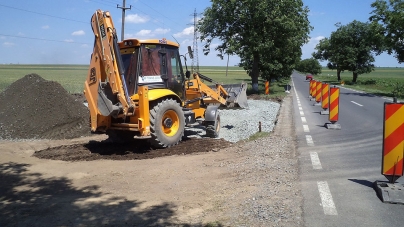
(118, 38, 186, 99)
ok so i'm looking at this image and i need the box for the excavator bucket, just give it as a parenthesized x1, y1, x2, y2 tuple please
(224, 82, 248, 108)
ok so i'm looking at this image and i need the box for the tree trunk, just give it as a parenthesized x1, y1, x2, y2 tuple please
(352, 72, 358, 83)
(337, 69, 341, 81)
(251, 53, 260, 93)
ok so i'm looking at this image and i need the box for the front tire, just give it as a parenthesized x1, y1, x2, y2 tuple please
(149, 99, 185, 148)
(206, 113, 220, 138)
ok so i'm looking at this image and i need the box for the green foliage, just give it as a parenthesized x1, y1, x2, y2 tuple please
(313, 20, 380, 82)
(198, 0, 312, 92)
(295, 58, 322, 75)
(370, 0, 404, 63)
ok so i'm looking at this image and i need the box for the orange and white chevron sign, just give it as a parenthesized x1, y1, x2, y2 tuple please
(321, 83, 329, 110)
(382, 103, 404, 180)
(329, 87, 339, 122)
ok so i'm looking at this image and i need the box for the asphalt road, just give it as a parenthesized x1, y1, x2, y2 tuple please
(291, 71, 404, 227)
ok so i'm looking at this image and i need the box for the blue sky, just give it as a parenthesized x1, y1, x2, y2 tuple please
(0, 0, 401, 67)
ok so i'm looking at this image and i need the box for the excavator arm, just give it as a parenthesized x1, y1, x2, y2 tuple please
(84, 9, 135, 131)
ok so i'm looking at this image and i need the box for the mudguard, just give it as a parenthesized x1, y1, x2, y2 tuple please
(204, 105, 219, 121)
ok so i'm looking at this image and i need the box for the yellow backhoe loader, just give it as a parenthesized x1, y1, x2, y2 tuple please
(84, 9, 248, 148)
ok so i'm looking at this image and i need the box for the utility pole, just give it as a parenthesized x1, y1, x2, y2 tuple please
(189, 9, 200, 74)
(117, 0, 131, 41)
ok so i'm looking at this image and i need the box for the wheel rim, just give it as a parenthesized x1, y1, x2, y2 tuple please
(161, 110, 180, 137)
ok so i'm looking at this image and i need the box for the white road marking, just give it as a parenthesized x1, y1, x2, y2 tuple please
(306, 135, 314, 146)
(351, 101, 363, 107)
(300, 111, 304, 116)
(301, 117, 307, 123)
(299, 107, 303, 111)
(317, 181, 338, 215)
(310, 152, 322, 169)
(303, 124, 310, 132)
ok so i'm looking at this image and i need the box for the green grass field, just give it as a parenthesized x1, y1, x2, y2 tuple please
(0, 64, 289, 98)
(312, 67, 404, 98)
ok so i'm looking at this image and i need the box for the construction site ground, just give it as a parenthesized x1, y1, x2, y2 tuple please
(0, 75, 300, 226)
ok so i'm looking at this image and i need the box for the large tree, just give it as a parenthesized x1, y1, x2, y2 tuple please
(313, 21, 379, 82)
(370, 0, 404, 63)
(295, 58, 322, 75)
(312, 37, 344, 81)
(197, 0, 312, 92)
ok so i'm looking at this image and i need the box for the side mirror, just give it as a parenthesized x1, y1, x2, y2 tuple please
(186, 70, 191, 79)
(187, 46, 194, 59)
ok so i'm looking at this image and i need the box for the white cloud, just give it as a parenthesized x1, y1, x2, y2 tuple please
(126, 14, 149, 23)
(312, 36, 325, 42)
(129, 28, 171, 38)
(42, 25, 50, 29)
(64, 39, 74, 43)
(72, 30, 85, 36)
(81, 44, 89, 48)
(3, 42, 15, 47)
(136, 30, 152, 37)
(17, 32, 25, 36)
(173, 26, 194, 38)
(154, 28, 170, 34)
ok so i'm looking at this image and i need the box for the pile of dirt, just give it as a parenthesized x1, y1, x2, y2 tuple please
(0, 74, 91, 140)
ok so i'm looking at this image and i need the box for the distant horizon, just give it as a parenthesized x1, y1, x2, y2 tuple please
(1, 63, 403, 68)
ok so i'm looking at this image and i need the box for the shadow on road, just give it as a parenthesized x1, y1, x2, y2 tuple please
(348, 178, 374, 188)
(0, 162, 221, 227)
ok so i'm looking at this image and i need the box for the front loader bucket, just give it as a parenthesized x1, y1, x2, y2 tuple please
(224, 82, 248, 108)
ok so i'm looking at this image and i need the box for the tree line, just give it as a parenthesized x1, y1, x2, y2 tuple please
(197, 0, 403, 92)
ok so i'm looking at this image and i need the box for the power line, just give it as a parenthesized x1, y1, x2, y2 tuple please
(0, 33, 90, 45)
(0, 3, 88, 24)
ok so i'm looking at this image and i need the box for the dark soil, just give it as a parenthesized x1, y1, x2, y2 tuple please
(33, 137, 233, 161)
(0, 74, 90, 140)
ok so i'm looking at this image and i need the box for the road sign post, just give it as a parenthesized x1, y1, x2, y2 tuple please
(374, 100, 404, 204)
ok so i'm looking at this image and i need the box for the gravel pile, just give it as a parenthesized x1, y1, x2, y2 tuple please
(186, 100, 280, 142)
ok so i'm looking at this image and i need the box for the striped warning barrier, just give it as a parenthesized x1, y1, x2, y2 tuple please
(310, 80, 316, 98)
(315, 81, 322, 103)
(320, 83, 330, 115)
(329, 87, 339, 122)
(382, 102, 404, 182)
(309, 80, 313, 97)
(321, 83, 329, 109)
(325, 86, 341, 129)
(265, 81, 269, 95)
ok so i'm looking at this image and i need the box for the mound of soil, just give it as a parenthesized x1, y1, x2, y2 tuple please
(33, 136, 232, 161)
(0, 74, 90, 140)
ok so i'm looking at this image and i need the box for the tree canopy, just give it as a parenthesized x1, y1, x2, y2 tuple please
(370, 0, 404, 63)
(295, 58, 322, 75)
(313, 21, 379, 82)
(197, 0, 312, 92)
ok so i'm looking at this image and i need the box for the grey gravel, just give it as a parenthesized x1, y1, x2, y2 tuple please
(186, 99, 281, 143)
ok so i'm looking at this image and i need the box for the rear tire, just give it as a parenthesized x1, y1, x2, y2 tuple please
(206, 113, 220, 138)
(149, 99, 185, 148)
